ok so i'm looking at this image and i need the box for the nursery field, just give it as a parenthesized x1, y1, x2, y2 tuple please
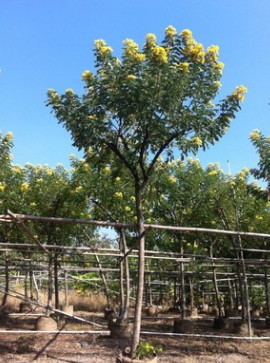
(0, 307, 270, 362)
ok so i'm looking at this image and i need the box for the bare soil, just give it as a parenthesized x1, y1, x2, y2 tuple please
(0, 310, 270, 362)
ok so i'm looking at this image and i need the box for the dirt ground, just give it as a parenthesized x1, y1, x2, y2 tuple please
(0, 310, 270, 362)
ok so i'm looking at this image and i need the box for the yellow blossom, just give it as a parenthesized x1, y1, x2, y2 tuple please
(47, 169, 53, 176)
(184, 42, 205, 64)
(125, 206, 131, 212)
(206, 45, 219, 62)
(36, 178, 43, 183)
(30, 202, 36, 207)
(168, 175, 177, 183)
(229, 85, 247, 102)
(88, 115, 96, 120)
(208, 170, 218, 176)
(94, 39, 113, 56)
(214, 81, 222, 88)
(207, 101, 215, 108)
(145, 33, 157, 48)
(192, 136, 203, 146)
(82, 70, 94, 82)
(250, 129, 260, 141)
(215, 62, 224, 75)
(115, 177, 121, 182)
(20, 182, 29, 193)
(82, 163, 89, 171)
(126, 74, 137, 81)
(69, 154, 76, 160)
(0, 183, 5, 192)
(152, 46, 168, 63)
(165, 25, 177, 38)
(130, 196, 136, 201)
(181, 29, 193, 38)
(65, 88, 74, 95)
(178, 62, 189, 73)
(5, 131, 13, 142)
(124, 39, 139, 59)
(103, 166, 110, 174)
(255, 215, 263, 221)
(146, 218, 152, 223)
(75, 186, 83, 193)
(115, 192, 123, 198)
(135, 53, 146, 62)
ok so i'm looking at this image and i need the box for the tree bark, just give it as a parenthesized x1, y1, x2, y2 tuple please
(131, 185, 145, 357)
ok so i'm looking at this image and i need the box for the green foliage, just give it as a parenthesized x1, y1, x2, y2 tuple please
(249, 129, 270, 192)
(135, 341, 162, 359)
(47, 25, 245, 189)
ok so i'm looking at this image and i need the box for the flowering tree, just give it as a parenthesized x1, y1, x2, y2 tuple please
(47, 25, 246, 354)
(250, 129, 270, 196)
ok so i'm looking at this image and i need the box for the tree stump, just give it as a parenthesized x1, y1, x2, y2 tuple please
(35, 316, 57, 331)
(147, 306, 157, 317)
(19, 302, 32, 313)
(173, 318, 194, 333)
(109, 319, 134, 339)
(233, 322, 253, 336)
(61, 305, 74, 315)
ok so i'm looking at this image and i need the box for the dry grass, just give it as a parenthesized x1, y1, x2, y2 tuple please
(0, 288, 108, 313)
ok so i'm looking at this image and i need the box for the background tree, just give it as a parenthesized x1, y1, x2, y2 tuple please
(47, 25, 246, 354)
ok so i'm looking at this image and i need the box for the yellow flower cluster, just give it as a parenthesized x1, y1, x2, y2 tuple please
(165, 25, 177, 39)
(5, 131, 13, 142)
(152, 46, 168, 64)
(123, 39, 143, 61)
(94, 39, 113, 56)
(65, 88, 74, 95)
(178, 62, 189, 73)
(193, 136, 203, 146)
(103, 166, 111, 174)
(230, 85, 248, 102)
(208, 170, 218, 176)
(115, 191, 123, 198)
(115, 177, 121, 182)
(125, 206, 131, 212)
(82, 70, 94, 82)
(214, 81, 222, 88)
(88, 115, 96, 120)
(182, 33, 205, 64)
(180, 29, 192, 38)
(145, 33, 157, 48)
(20, 182, 29, 193)
(214, 62, 224, 75)
(168, 175, 177, 183)
(0, 183, 5, 192)
(250, 129, 260, 141)
(126, 74, 137, 81)
(206, 45, 219, 62)
(47, 89, 60, 101)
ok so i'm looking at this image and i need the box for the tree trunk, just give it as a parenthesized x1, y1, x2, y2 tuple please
(54, 255, 59, 310)
(264, 253, 270, 317)
(1, 258, 9, 307)
(131, 185, 145, 357)
(46, 256, 53, 317)
(95, 254, 112, 309)
(122, 229, 130, 320)
(179, 240, 186, 319)
(209, 243, 222, 317)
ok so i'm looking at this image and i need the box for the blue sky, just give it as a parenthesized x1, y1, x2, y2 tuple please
(0, 0, 269, 176)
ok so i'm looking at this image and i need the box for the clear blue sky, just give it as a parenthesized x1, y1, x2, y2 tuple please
(0, 0, 269, 176)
